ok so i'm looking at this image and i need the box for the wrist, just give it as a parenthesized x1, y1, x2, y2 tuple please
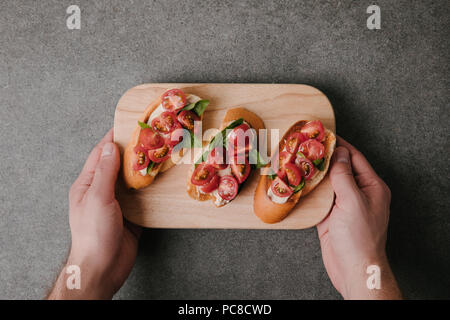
(48, 251, 115, 300)
(341, 253, 401, 300)
(65, 251, 115, 299)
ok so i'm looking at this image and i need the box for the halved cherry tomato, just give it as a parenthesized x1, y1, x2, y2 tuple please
(227, 123, 255, 155)
(295, 156, 315, 180)
(132, 146, 150, 171)
(270, 177, 293, 198)
(273, 151, 294, 178)
(191, 163, 216, 186)
(279, 151, 294, 166)
(148, 144, 171, 163)
(161, 89, 186, 112)
(151, 111, 177, 134)
(301, 120, 325, 141)
(284, 163, 302, 186)
(218, 175, 239, 201)
(139, 128, 164, 150)
(285, 132, 305, 154)
(208, 147, 228, 170)
(230, 159, 251, 184)
(298, 139, 325, 161)
(276, 169, 287, 180)
(166, 122, 184, 146)
(177, 110, 200, 131)
(199, 174, 220, 193)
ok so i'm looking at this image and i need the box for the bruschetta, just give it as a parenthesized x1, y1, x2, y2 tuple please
(187, 108, 265, 207)
(123, 88, 209, 189)
(253, 120, 336, 223)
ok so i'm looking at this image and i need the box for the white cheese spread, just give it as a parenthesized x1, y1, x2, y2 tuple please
(186, 94, 201, 104)
(148, 104, 165, 124)
(217, 166, 231, 177)
(211, 189, 230, 207)
(267, 186, 289, 204)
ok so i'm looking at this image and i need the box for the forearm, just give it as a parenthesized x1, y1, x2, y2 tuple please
(343, 255, 402, 300)
(47, 254, 115, 300)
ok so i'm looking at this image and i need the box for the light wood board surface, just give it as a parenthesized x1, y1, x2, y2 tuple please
(114, 83, 335, 229)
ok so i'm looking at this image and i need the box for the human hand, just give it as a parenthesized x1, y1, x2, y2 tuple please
(48, 129, 141, 299)
(317, 137, 401, 299)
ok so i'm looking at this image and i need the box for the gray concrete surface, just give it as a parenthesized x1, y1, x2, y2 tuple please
(0, 0, 449, 299)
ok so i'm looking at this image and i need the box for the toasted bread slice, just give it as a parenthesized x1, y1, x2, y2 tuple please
(123, 92, 206, 189)
(187, 108, 265, 207)
(253, 121, 336, 223)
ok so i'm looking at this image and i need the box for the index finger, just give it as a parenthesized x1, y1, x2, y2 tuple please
(69, 129, 114, 204)
(337, 136, 378, 179)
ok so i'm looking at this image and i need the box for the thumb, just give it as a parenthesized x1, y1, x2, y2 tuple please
(90, 142, 120, 203)
(330, 147, 360, 203)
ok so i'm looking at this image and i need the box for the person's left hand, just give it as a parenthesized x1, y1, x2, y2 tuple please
(48, 129, 141, 299)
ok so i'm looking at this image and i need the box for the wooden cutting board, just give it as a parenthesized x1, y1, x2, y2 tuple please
(114, 83, 335, 229)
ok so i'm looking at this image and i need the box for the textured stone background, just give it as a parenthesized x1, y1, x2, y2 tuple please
(0, 0, 448, 299)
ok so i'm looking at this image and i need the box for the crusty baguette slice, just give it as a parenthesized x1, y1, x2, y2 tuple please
(123, 93, 205, 189)
(186, 107, 265, 207)
(253, 121, 336, 223)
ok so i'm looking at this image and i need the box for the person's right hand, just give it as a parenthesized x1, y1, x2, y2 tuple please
(317, 137, 401, 299)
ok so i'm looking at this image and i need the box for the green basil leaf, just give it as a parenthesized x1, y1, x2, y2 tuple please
(192, 131, 200, 148)
(249, 148, 267, 169)
(208, 135, 221, 151)
(181, 130, 193, 149)
(195, 150, 210, 167)
(180, 99, 209, 116)
(182, 103, 196, 111)
(193, 100, 209, 117)
(208, 118, 243, 151)
(138, 121, 151, 129)
(313, 158, 325, 171)
(297, 152, 306, 158)
(312, 158, 322, 166)
(226, 118, 244, 130)
(268, 173, 278, 180)
(147, 161, 155, 174)
(293, 179, 305, 193)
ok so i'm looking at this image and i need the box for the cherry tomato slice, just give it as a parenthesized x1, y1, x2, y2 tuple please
(148, 144, 171, 163)
(298, 139, 325, 161)
(177, 110, 200, 131)
(166, 122, 184, 146)
(191, 163, 216, 186)
(284, 163, 302, 186)
(285, 132, 305, 154)
(198, 174, 220, 193)
(207, 147, 228, 170)
(279, 151, 294, 166)
(294, 156, 315, 180)
(161, 111, 178, 131)
(272, 151, 294, 178)
(161, 89, 186, 112)
(139, 128, 164, 150)
(270, 177, 293, 198)
(151, 111, 177, 134)
(132, 146, 150, 171)
(276, 169, 287, 180)
(230, 159, 251, 184)
(300, 120, 325, 141)
(227, 123, 254, 155)
(218, 175, 239, 201)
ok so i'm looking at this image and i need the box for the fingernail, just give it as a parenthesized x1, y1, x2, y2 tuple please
(336, 147, 349, 163)
(101, 143, 114, 157)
